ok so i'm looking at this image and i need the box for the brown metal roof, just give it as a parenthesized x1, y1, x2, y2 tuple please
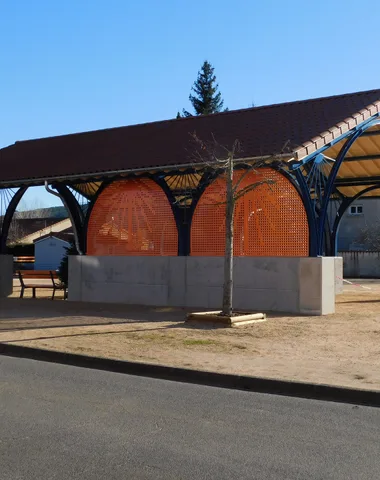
(1, 89, 380, 186)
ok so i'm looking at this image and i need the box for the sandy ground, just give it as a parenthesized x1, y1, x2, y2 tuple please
(2, 278, 380, 391)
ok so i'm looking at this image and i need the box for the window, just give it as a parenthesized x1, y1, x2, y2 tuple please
(349, 205, 363, 215)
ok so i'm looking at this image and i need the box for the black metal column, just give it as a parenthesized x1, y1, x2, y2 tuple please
(153, 171, 219, 256)
(52, 183, 85, 254)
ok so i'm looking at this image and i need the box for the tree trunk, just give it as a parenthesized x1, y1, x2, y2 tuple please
(222, 155, 234, 316)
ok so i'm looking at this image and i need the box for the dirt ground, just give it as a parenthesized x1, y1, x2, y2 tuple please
(2, 279, 380, 391)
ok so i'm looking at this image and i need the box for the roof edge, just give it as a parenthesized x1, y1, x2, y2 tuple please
(6, 88, 380, 148)
(34, 234, 71, 244)
(0, 153, 293, 188)
(293, 100, 380, 160)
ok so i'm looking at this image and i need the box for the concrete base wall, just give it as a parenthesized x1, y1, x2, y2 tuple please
(340, 251, 380, 278)
(334, 257, 344, 294)
(69, 256, 336, 315)
(0, 255, 13, 298)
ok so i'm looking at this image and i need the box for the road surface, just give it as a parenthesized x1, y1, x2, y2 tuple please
(1, 356, 379, 479)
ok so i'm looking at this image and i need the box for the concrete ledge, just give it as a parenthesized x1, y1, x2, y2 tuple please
(70, 256, 336, 315)
(1, 343, 379, 408)
(186, 311, 266, 327)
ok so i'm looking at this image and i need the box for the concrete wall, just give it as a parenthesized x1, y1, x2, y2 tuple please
(340, 251, 380, 278)
(334, 257, 344, 294)
(0, 255, 13, 298)
(34, 236, 69, 270)
(69, 256, 336, 315)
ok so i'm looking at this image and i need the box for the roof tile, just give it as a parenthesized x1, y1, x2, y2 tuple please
(1, 89, 380, 184)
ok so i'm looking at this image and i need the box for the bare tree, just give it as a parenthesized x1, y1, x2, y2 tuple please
(191, 134, 276, 316)
(7, 221, 28, 245)
(358, 220, 380, 250)
(7, 199, 48, 245)
(15, 199, 47, 219)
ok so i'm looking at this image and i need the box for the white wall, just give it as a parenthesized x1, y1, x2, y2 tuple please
(0, 255, 13, 297)
(69, 256, 336, 315)
(34, 237, 69, 270)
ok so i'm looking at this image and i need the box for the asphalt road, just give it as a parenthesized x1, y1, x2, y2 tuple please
(1, 357, 379, 480)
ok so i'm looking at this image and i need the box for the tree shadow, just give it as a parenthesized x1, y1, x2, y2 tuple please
(0, 298, 231, 335)
(0, 297, 302, 340)
(1, 324, 178, 344)
(0, 297, 189, 321)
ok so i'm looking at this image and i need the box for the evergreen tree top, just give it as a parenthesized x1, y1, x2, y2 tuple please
(181, 61, 226, 117)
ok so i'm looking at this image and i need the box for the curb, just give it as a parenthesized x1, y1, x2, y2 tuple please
(1, 343, 379, 407)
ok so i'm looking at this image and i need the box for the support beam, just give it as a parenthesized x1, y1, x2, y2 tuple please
(81, 179, 113, 254)
(317, 119, 380, 256)
(153, 171, 218, 256)
(153, 174, 187, 256)
(291, 114, 380, 168)
(318, 131, 361, 255)
(335, 176, 380, 187)
(52, 183, 85, 254)
(359, 130, 380, 137)
(344, 154, 380, 162)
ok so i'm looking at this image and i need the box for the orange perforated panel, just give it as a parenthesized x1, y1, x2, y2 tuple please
(87, 178, 178, 256)
(191, 168, 309, 256)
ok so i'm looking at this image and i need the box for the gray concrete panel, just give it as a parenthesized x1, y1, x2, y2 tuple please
(69, 256, 336, 315)
(0, 255, 13, 298)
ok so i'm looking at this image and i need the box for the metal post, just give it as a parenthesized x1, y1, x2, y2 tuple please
(153, 171, 219, 256)
(293, 168, 319, 256)
(45, 182, 84, 255)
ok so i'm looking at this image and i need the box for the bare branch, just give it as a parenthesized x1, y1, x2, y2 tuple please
(232, 160, 266, 194)
(234, 180, 275, 202)
(358, 220, 380, 250)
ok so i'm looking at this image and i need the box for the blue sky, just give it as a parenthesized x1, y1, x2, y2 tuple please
(1, 0, 379, 207)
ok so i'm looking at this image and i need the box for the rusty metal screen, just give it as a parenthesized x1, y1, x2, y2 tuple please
(191, 168, 309, 256)
(87, 178, 178, 256)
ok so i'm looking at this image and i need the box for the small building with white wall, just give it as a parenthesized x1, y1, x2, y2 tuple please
(34, 234, 70, 271)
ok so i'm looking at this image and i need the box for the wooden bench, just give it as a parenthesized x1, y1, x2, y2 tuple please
(14, 256, 35, 264)
(18, 270, 67, 300)
(13, 256, 35, 272)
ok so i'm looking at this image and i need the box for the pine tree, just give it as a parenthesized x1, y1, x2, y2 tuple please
(180, 61, 226, 117)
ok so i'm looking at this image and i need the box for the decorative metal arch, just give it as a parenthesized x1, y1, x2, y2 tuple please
(0, 187, 27, 253)
(153, 170, 219, 255)
(331, 184, 380, 253)
(291, 115, 380, 256)
(271, 164, 316, 255)
(86, 176, 179, 256)
(83, 172, 220, 257)
(51, 183, 86, 254)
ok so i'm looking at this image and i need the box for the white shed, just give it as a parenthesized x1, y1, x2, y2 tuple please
(34, 235, 70, 271)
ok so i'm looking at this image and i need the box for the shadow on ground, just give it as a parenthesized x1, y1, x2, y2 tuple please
(0, 293, 291, 339)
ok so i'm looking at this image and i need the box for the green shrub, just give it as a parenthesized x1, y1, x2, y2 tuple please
(57, 242, 77, 286)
